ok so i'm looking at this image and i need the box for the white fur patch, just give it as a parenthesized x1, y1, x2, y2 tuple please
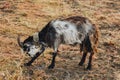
(52, 20, 82, 44)
(28, 45, 40, 57)
(83, 20, 93, 34)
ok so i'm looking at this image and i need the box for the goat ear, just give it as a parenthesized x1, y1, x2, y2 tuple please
(33, 32, 39, 42)
(17, 35, 23, 48)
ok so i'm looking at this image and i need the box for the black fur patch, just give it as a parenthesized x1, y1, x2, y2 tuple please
(84, 36, 92, 52)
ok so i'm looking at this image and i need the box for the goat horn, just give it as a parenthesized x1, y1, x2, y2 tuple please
(17, 35, 23, 48)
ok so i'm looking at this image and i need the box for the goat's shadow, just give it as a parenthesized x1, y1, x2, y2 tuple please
(22, 50, 102, 80)
(42, 52, 96, 80)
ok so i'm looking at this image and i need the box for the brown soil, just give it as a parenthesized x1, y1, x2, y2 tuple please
(0, 0, 120, 80)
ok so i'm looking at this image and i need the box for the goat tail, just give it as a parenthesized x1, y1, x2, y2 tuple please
(92, 24, 99, 53)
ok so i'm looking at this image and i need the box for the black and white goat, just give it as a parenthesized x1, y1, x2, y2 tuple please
(17, 16, 99, 70)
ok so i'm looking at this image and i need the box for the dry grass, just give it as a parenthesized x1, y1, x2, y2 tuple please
(0, 0, 120, 80)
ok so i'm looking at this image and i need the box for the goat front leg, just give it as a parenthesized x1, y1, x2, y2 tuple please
(24, 47, 45, 66)
(79, 52, 87, 66)
(48, 52, 57, 69)
(48, 38, 60, 69)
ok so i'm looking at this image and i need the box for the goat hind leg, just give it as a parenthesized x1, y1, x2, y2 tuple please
(79, 42, 88, 66)
(86, 51, 94, 70)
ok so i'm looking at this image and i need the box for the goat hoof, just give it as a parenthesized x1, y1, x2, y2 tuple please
(86, 66, 92, 70)
(78, 62, 83, 66)
(48, 65, 54, 69)
(24, 63, 31, 66)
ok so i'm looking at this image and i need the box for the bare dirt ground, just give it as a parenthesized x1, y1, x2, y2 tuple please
(0, 0, 120, 80)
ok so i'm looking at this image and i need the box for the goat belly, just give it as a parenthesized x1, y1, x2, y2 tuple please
(51, 20, 82, 44)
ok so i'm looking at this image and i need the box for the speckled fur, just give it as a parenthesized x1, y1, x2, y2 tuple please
(19, 16, 99, 70)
